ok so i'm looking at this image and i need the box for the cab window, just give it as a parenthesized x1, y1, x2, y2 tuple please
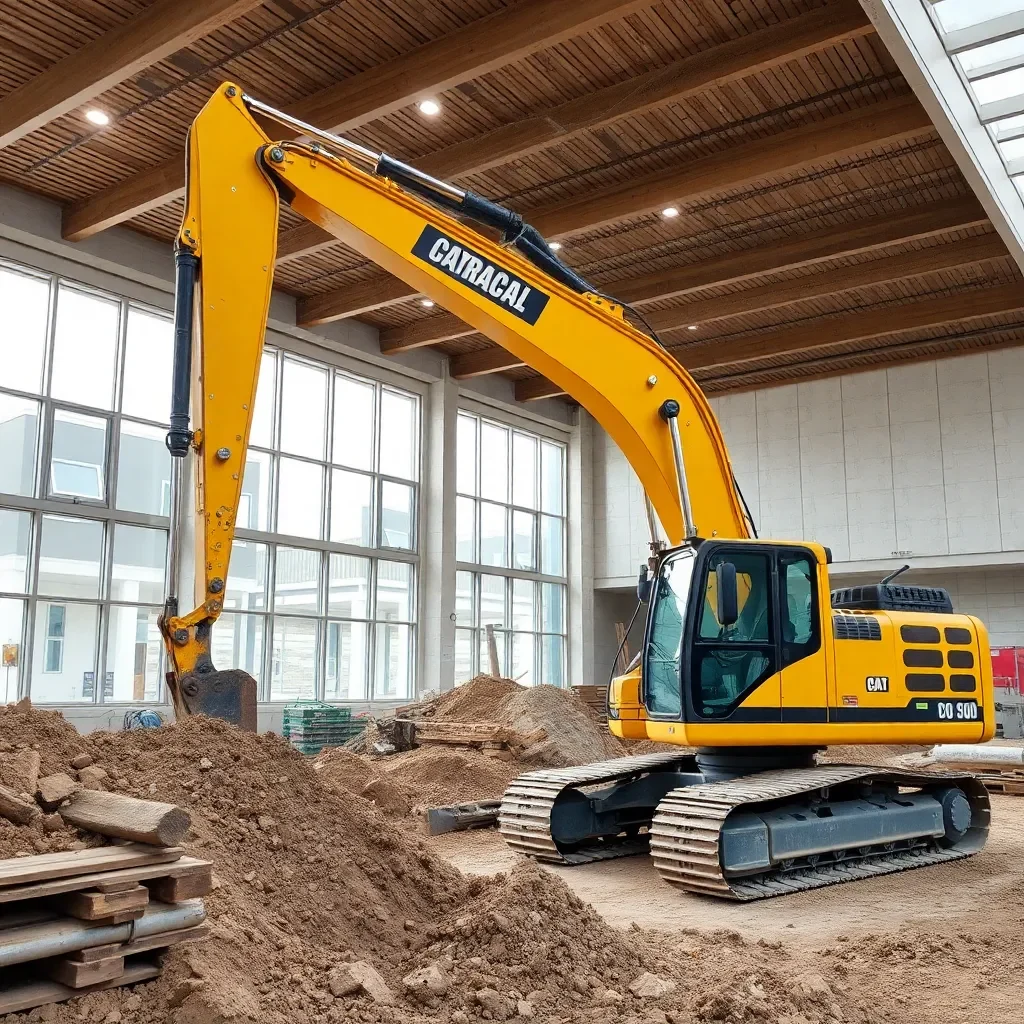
(779, 552, 819, 667)
(644, 551, 695, 717)
(693, 550, 775, 718)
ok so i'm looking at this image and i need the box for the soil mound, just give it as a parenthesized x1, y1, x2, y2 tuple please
(428, 675, 522, 723)
(417, 676, 623, 768)
(0, 706, 470, 1024)
(382, 747, 523, 805)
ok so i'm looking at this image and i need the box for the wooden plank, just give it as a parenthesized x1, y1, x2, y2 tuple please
(526, 95, 934, 238)
(0, 0, 263, 149)
(0, 960, 161, 1014)
(614, 622, 630, 675)
(61, 791, 191, 847)
(62, 0, 652, 240)
(48, 954, 125, 989)
(682, 281, 1024, 371)
(93, 878, 143, 895)
(71, 923, 210, 963)
(145, 864, 213, 903)
(390, 199, 990, 358)
(0, 856, 208, 906)
(0, 846, 183, 889)
(50, 885, 149, 922)
(88, 908, 146, 926)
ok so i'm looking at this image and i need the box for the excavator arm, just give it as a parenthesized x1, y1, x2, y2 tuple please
(158, 83, 751, 724)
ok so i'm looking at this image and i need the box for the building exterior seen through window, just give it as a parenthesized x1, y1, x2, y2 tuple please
(454, 411, 568, 686)
(0, 258, 422, 704)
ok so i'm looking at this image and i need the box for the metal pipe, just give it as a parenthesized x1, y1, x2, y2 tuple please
(164, 456, 184, 607)
(643, 493, 663, 552)
(242, 93, 467, 202)
(659, 400, 697, 540)
(0, 900, 206, 968)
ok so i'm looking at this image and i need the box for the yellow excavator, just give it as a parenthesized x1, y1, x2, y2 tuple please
(160, 82, 994, 900)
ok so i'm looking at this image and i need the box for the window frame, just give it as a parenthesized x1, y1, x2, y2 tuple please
(453, 408, 569, 686)
(43, 603, 65, 674)
(0, 256, 427, 705)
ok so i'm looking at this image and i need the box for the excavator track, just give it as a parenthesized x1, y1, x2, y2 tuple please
(649, 764, 991, 900)
(498, 751, 691, 864)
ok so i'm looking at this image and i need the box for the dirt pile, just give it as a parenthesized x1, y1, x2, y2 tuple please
(382, 747, 523, 805)
(420, 675, 623, 768)
(0, 704, 471, 1024)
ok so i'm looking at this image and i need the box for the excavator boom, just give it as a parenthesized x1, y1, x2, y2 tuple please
(158, 82, 751, 721)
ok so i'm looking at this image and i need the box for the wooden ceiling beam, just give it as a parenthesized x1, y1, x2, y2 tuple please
(372, 93, 936, 344)
(526, 94, 933, 237)
(646, 232, 1008, 335)
(61, 0, 653, 241)
(451, 348, 527, 378)
(680, 282, 1024, 372)
(297, 277, 421, 324)
(516, 377, 568, 402)
(0, 0, 263, 150)
(293, 2, 878, 318)
(419, 199, 992, 371)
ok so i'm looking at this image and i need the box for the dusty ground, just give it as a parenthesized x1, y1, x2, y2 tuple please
(428, 794, 1024, 1023)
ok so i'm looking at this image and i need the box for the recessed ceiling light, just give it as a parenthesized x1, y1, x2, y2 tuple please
(418, 99, 441, 117)
(661, 206, 679, 219)
(420, 299, 435, 308)
(548, 241, 561, 251)
(687, 324, 698, 331)
(85, 109, 110, 126)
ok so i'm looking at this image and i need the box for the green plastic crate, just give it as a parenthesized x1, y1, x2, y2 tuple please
(282, 701, 365, 754)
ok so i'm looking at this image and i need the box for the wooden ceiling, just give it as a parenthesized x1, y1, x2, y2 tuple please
(2, 0, 1022, 402)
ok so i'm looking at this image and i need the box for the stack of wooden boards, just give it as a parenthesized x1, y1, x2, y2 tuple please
(0, 791, 212, 1013)
(911, 744, 1024, 796)
(572, 685, 608, 723)
(414, 720, 514, 759)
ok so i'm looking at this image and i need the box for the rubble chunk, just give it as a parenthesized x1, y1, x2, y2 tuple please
(475, 988, 514, 1020)
(791, 972, 833, 997)
(78, 764, 109, 790)
(628, 973, 676, 998)
(35, 772, 80, 811)
(71, 753, 94, 770)
(0, 783, 41, 825)
(328, 961, 394, 1004)
(0, 749, 40, 794)
(402, 960, 451, 1000)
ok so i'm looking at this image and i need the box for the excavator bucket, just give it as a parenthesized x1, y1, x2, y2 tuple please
(167, 669, 258, 732)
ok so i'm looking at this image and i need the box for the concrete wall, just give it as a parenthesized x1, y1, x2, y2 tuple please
(592, 351, 1024, 646)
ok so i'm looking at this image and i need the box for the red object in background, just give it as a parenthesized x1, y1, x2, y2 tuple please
(991, 647, 1022, 694)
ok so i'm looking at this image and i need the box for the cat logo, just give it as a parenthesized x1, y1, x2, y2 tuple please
(866, 675, 889, 692)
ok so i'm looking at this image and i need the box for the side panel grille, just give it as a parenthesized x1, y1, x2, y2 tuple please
(833, 614, 882, 641)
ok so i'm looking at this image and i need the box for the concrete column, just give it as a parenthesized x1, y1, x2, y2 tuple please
(419, 375, 459, 694)
(568, 409, 595, 688)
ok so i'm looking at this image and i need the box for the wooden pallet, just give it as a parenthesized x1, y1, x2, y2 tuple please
(927, 760, 1024, 796)
(0, 844, 213, 1011)
(572, 685, 609, 722)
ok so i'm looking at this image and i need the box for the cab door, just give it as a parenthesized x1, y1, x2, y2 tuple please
(777, 548, 827, 726)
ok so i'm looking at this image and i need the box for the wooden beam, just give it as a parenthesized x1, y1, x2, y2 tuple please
(379, 314, 468, 353)
(451, 347, 527, 378)
(417, 0, 873, 181)
(680, 282, 1024, 372)
(0, 0, 262, 150)
(526, 94, 934, 237)
(647, 232, 1008, 334)
(292, 1, 877, 314)
(297, 278, 427, 324)
(62, 0, 652, 240)
(407, 199, 991, 364)
(516, 377, 567, 402)
(615, 197, 988, 304)
(356, 95, 938, 336)
(277, 222, 336, 263)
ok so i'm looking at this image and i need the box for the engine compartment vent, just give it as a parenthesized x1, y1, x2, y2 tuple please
(831, 584, 954, 615)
